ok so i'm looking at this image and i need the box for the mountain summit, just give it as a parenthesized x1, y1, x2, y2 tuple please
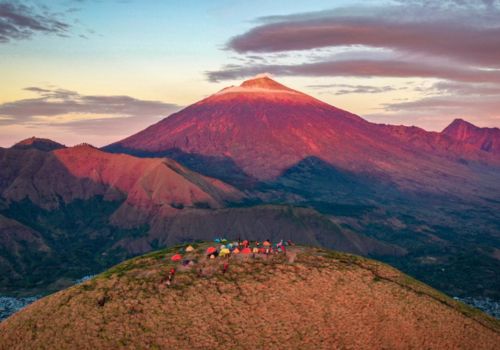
(442, 118, 500, 153)
(239, 75, 292, 90)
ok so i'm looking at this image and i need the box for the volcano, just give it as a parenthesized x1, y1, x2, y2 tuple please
(105, 76, 499, 197)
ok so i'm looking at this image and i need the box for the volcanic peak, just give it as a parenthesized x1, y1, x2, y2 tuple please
(215, 75, 300, 96)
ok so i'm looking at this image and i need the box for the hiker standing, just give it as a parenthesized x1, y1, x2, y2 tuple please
(223, 262, 229, 274)
(166, 267, 176, 286)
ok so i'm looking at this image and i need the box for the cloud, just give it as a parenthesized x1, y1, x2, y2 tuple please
(307, 83, 398, 95)
(0, 1, 70, 43)
(0, 86, 180, 126)
(429, 81, 500, 96)
(207, 59, 500, 83)
(227, 2, 500, 68)
(384, 95, 500, 115)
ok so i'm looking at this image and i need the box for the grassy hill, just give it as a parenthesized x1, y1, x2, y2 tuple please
(1, 243, 498, 349)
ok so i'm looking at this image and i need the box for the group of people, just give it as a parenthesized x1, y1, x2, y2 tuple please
(164, 238, 293, 285)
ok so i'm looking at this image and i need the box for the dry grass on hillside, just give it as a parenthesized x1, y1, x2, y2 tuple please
(1, 244, 499, 350)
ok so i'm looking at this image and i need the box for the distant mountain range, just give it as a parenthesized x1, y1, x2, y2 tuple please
(1, 77, 498, 300)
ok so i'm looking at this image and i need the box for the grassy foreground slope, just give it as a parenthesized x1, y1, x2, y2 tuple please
(1, 243, 499, 350)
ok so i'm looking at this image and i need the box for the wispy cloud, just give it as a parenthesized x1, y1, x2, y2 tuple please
(207, 59, 500, 84)
(0, 1, 70, 43)
(0, 86, 181, 146)
(307, 84, 399, 95)
(0, 86, 180, 126)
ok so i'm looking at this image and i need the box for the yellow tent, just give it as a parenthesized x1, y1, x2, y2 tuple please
(252, 247, 259, 254)
(219, 248, 230, 257)
(185, 245, 195, 252)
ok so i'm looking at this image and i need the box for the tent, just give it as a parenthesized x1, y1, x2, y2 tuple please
(263, 241, 271, 247)
(241, 247, 252, 254)
(185, 245, 195, 252)
(219, 248, 230, 257)
(206, 247, 217, 255)
(171, 254, 182, 262)
(252, 247, 259, 254)
(232, 248, 240, 254)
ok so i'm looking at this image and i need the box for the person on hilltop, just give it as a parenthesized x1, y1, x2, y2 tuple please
(166, 267, 176, 286)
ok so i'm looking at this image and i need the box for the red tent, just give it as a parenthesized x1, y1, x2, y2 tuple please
(241, 247, 252, 254)
(171, 254, 182, 262)
(206, 247, 217, 255)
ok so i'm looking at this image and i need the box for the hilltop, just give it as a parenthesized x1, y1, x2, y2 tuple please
(12, 137, 65, 152)
(1, 243, 498, 349)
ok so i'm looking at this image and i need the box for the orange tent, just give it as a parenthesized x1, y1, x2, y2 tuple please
(241, 247, 252, 254)
(263, 241, 271, 247)
(206, 247, 217, 255)
(171, 254, 182, 262)
(232, 248, 240, 254)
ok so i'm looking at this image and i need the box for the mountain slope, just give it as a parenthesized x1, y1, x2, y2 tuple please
(0, 144, 244, 292)
(0, 144, 396, 294)
(1, 144, 242, 215)
(1, 244, 498, 349)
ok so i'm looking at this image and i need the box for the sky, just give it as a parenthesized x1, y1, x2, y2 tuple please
(1, 0, 499, 147)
